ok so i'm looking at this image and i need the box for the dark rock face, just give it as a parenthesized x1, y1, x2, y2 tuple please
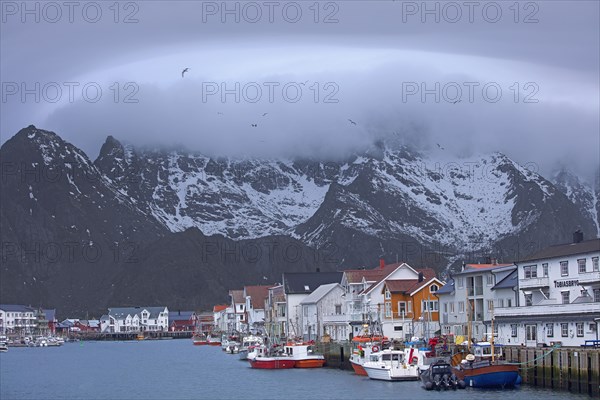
(1, 126, 597, 316)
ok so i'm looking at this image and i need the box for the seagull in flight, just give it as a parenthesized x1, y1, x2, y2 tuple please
(251, 124, 258, 128)
(436, 143, 445, 150)
(181, 68, 190, 77)
(348, 119, 357, 125)
(262, 113, 268, 117)
(300, 80, 309, 86)
(217, 112, 223, 115)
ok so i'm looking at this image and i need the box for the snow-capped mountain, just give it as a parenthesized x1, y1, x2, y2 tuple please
(1, 125, 597, 314)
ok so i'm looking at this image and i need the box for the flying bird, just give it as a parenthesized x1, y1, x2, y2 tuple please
(300, 80, 309, 86)
(251, 124, 258, 127)
(181, 68, 190, 77)
(262, 113, 268, 117)
(217, 112, 223, 115)
(348, 119, 357, 125)
(436, 143, 445, 150)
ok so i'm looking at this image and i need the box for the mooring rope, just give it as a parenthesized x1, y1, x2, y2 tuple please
(505, 345, 561, 369)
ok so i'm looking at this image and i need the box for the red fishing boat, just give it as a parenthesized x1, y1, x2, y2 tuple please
(249, 356, 296, 369)
(284, 344, 325, 368)
(192, 333, 209, 346)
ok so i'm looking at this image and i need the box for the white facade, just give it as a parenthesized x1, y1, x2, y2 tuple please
(245, 297, 265, 335)
(437, 264, 516, 341)
(100, 307, 169, 333)
(299, 284, 347, 342)
(0, 305, 37, 335)
(495, 240, 600, 347)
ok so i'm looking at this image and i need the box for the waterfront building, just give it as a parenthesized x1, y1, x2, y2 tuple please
(0, 304, 37, 335)
(264, 284, 286, 339)
(99, 307, 169, 333)
(299, 283, 346, 342)
(436, 261, 516, 341)
(168, 311, 197, 332)
(243, 285, 271, 335)
(228, 289, 246, 333)
(495, 234, 600, 347)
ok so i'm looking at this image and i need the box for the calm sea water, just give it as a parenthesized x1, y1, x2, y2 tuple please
(0, 340, 590, 400)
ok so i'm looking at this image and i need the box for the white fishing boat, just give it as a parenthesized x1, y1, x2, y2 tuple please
(0, 337, 8, 352)
(363, 348, 420, 381)
(238, 336, 263, 360)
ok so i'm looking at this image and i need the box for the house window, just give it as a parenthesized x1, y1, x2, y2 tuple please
(498, 299, 504, 308)
(398, 302, 407, 316)
(576, 323, 584, 337)
(457, 277, 463, 289)
(407, 301, 412, 313)
(525, 293, 533, 306)
(542, 263, 548, 277)
(594, 288, 600, 303)
(590, 323, 597, 332)
(303, 307, 308, 317)
(458, 301, 465, 313)
(449, 302, 455, 313)
(422, 300, 438, 312)
(507, 298, 512, 307)
(578, 259, 587, 274)
(560, 261, 569, 276)
(385, 289, 391, 300)
(487, 300, 494, 312)
(443, 302, 448, 313)
(561, 323, 568, 337)
(486, 274, 494, 286)
(335, 305, 342, 315)
(384, 302, 392, 318)
(546, 323, 554, 337)
(593, 257, 599, 272)
(523, 265, 537, 279)
(511, 324, 517, 337)
(430, 284, 439, 293)
(561, 291, 570, 304)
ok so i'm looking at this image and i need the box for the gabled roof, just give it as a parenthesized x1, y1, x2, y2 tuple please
(519, 238, 600, 262)
(344, 264, 399, 284)
(362, 265, 435, 296)
(108, 307, 167, 319)
(383, 279, 421, 293)
(454, 263, 513, 275)
(300, 283, 343, 305)
(283, 272, 343, 294)
(244, 285, 271, 309)
(436, 279, 455, 295)
(0, 304, 33, 312)
(229, 290, 245, 304)
(213, 304, 228, 313)
(169, 311, 195, 321)
(492, 270, 518, 290)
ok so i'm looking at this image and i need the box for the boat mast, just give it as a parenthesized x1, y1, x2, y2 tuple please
(490, 302, 495, 363)
(466, 289, 472, 352)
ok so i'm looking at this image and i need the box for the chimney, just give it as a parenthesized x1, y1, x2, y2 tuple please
(573, 230, 583, 243)
(418, 272, 424, 282)
(379, 258, 385, 270)
(491, 258, 497, 265)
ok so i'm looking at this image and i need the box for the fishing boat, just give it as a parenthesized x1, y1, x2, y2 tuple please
(239, 336, 263, 360)
(207, 335, 221, 346)
(453, 301, 520, 388)
(192, 333, 209, 346)
(249, 354, 296, 369)
(362, 348, 420, 381)
(421, 360, 466, 390)
(136, 333, 145, 341)
(283, 343, 325, 368)
(247, 344, 269, 361)
(349, 335, 388, 376)
(0, 341, 8, 352)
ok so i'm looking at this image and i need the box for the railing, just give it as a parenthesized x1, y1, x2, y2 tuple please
(495, 302, 598, 317)
(579, 272, 600, 284)
(519, 276, 550, 289)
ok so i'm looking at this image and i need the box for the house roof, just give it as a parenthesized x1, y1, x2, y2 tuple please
(344, 264, 399, 284)
(229, 290, 245, 304)
(300, 283, 343, 305)
(383, 279, 421, 293)
(283, 272, 343, 294)
(244, 285, 271, 309)
(519, 238, 600, 262)
(0, 304, 34, 312)
(492, 270, 518, 290)
(454, 263, 513, 275)
(108, 307, 167, 319)
(213, 304, 228, 313)
(362, 266, 436, 295)
(168, 311, 195, 321)
(436, 278, 455, 295)
(43, 309, 56, 322)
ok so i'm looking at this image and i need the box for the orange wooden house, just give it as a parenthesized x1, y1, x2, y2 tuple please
(380, 271, 445, 340)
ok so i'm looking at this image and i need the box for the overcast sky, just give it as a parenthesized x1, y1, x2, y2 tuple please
(1, 1, 598, 179)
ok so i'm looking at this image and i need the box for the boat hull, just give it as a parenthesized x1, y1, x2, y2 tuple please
(208, 342, 221, 346)
(350, 360, 368, 376)
(295, 359, 325, 368)
(363, 366, 419, 381)
(249, 358, 296, 369)
(457, 364, 520, 388)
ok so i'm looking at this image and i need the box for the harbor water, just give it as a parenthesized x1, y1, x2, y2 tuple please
(0, 340, 592, 399)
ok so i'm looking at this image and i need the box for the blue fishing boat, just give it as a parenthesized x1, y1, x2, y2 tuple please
(454, 343, 520, 388)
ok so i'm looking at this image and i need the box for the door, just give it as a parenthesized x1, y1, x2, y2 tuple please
(525, 324, 537, 347)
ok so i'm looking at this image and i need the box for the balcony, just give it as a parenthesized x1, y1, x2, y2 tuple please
(495, 302, 598, 318)
(323, 314, 347, 323)
(519, 276, 550, 289)
(579, 272, 600, 285)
